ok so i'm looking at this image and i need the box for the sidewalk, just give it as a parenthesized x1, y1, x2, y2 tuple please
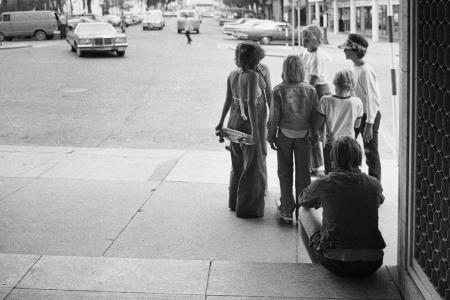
(0, 145, 400, 299)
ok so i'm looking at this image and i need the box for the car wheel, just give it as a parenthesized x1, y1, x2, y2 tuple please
(0, 32, 5, 41)
(259, 36, 271, 45)
(196, 29, 200, 34)
(117, 51, 125, 57)
(76, 47, 84, 57)
(35, 30, 47, 41)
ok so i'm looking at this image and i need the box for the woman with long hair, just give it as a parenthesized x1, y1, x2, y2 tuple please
(215, 42, 267, 218)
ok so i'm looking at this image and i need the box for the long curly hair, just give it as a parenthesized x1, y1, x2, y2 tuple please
(235, 42, 265, 71)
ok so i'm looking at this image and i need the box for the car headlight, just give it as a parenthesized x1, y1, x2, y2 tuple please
(115, 37, 127, 43)
(78, 38, 91, 44)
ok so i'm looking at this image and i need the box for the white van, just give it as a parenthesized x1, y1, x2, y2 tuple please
(0, 10, 60, 41)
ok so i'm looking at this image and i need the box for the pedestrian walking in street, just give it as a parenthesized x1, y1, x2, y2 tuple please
(301, 25, 331, 178)
(267, 55, 319, 223)
(339, 34, 382, 180)
(315, 70, 363, 174)
(184, 15, 193, 44)
(298, 136, 386, 277)
(215, 42, 267, 218)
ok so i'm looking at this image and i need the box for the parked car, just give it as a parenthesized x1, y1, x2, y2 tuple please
(142, 10, 164, 30)
(233, 22, 301, 45)
(217, 10, 256, 26)
(0, 10, 60, 41)
(103, 14, 121, 26)
(68, 14, 105, 28)
(66, 22, 127, 57)
(163, 11, 177, 18)
(142, 11, 164, 30)
(222, 18, 272, 35)
(176, 10, 201, 34)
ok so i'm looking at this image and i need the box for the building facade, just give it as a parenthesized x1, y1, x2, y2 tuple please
(274, 0, 400, 42)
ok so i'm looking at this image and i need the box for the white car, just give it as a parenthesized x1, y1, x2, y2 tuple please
(176, 10, 201, 34)
(66, 22, 127, 57)
(142, 10, 165, 30)
(222, 19, 272, 35)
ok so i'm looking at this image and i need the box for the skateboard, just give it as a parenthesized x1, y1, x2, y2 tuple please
(217, 128, 255, 145)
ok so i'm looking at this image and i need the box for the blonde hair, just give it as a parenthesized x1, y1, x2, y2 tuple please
(282, 55, 304, 83)
(303, 25, 322, 45)
(333, 69, 355, 91)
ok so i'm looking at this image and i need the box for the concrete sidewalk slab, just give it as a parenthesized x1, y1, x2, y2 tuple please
(105, 181, 307, 263)
(40, 153, 176, 182)
(166, 150, 280, 190)
(207, 261, 400, 299)
(6, 289, 204, 300)
(0, 179, 157, 256)
(0, 288, 11, 299)
(0, 178, 34, 202)
(0, 254, 39, 287)
(17, 256, 210, 295)
(0, 152, 60, 178)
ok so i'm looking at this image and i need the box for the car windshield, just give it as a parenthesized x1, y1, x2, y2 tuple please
(148, 11, 162, 17)
(180, 12, 195, 18)
(76, 23, 116, 33)
(146, 14, 161, 21)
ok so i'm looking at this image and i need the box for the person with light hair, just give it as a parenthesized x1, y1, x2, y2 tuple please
(301, 25, 332, 178)
(315, 69, 363, 173)
(267, 55, 319, 223)
(298, 136, 385, 277)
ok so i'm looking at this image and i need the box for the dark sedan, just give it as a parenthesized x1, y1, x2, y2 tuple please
(232, 22, 302, 45)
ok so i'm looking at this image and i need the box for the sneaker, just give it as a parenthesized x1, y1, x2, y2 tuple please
(279, 210, 293, 224)
(311, 169, 326, 178)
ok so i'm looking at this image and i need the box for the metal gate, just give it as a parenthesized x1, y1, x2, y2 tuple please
(414, 0, 450, 297)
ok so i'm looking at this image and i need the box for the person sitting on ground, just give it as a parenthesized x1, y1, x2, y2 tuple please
(316, 69, 363, 174)
(267, 55, 319, 223)
(298, 136, 386, 277)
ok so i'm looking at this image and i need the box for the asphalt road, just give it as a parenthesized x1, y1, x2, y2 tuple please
(0, 18, 396, 159)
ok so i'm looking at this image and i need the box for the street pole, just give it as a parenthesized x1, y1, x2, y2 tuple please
(297, 0, 301, 51)
(291, 0, 294, 48)
(387, 0, 398, 161)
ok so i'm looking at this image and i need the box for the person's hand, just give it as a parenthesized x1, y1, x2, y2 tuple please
(215, 123, 224, 143)
(269, 141, 277, 151)
(363, 123, 373, 142)
(215, 123, 223, 136)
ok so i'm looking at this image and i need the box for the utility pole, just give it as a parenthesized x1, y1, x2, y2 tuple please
(291, 0, 294, 48)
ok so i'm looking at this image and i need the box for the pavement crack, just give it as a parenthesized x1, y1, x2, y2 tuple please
(3, 255, 43, 299)
(204, 260, 213, 299)
(101, 181, 163, 256)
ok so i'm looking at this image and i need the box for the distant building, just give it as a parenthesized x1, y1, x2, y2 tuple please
(274, 0, 399, 42)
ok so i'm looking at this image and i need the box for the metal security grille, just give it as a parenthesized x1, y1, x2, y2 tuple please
(414, 0, 450, 297)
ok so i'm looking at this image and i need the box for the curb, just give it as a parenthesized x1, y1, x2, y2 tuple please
(0, 43, 32, 50)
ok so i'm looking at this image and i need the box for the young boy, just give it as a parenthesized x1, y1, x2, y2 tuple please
(316, 70, 363, 173)
(338, 34, 382, 180)
(267, 55, 319, 223)
(301, 26, 331, 178)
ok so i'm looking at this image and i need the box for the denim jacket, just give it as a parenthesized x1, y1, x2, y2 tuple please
(267, 82, 318, 142)
(298, 169, 386, 251)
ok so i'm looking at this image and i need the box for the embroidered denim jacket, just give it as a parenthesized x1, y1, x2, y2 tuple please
(267, 82, 319, 142)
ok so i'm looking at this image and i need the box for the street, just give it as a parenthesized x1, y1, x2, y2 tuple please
(0, 18, 397, 159)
